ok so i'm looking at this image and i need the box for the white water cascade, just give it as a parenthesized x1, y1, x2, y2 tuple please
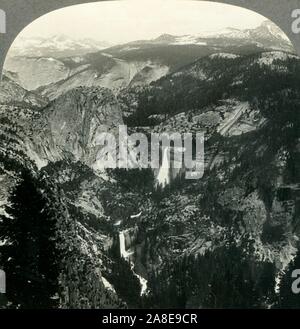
(119, 230, 134, 259)
(156, 147, 170, 188)
(119, 230, 148, 296)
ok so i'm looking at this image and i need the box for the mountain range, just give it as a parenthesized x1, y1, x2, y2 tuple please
(4, 21, 294, 92)
(8, 35, 112, 58)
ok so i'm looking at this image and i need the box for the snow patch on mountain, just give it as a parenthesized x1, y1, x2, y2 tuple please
(210, 53, 240, 59)
(170, 35, 207, 46)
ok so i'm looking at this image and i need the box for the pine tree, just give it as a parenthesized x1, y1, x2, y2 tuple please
(0, 170, 60, 309)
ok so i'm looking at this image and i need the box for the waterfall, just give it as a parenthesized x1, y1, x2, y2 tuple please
(119, 230, 148, 296)
(156, 147, 170, 187)
(119, 231, 133, 259)
(132, 268, 148, 296)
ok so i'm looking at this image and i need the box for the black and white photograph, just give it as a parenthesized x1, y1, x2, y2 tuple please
(0, 0, 299, 311)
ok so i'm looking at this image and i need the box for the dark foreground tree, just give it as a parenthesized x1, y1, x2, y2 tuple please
(0, 170, 60, 308)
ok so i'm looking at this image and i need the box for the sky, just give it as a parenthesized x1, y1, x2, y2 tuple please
(16, 0, 267, 44)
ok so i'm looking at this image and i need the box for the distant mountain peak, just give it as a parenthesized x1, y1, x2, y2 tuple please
(148, 20, 293, 52)
(255, 20, 291, 42)
(8, 35, 112, 59)
(154, 34, 177, 42)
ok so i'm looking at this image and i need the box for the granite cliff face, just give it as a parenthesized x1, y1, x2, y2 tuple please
(27, 87, 123, 170)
